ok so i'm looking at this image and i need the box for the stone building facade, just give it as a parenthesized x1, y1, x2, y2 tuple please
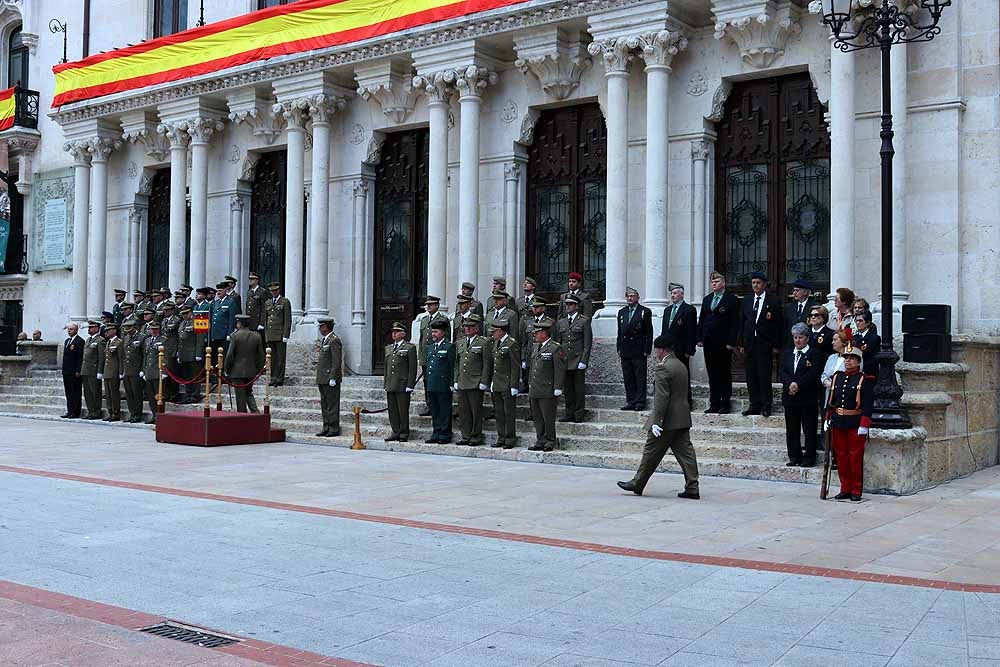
(0, 0, 996, 371)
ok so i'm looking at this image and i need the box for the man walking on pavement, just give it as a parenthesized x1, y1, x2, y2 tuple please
(224, 315, 265, 413)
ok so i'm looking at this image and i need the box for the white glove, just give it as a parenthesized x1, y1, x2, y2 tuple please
(282, 337, 289, 343)
(139, 372, 145, 379)
(825, 421, 831, 431)
(405, 387, 413, 393)
(578, 362, 587, 370)
(858, 427, 869, 436)
(257, 325, 264, 331)
(226, 335, 231, 341)
(553, 389, 562, 397)
(196, 357, 203, 362)
(478, 383, 487, 391)
(521, 361, 527, 369)
(328, 379, 336, 387)
(651, 424, 663, 438)
(97, 373, 104, 380)
(511, 388, 518, 397)
(453, 383, 459, 391)
(119, 374, 124, 380)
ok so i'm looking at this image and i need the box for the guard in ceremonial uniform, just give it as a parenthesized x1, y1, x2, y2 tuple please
(384, 321, 417, 442)
(825, 338, 874, 501)
(558, 272, 593, 319)
(111, 289, 127, 325)
(617, 287, 654, 411)
(424, 319, 455, 444)
(489, 318, 520, 449)
(527, 320, 566, 451)
(459, 282, 484, 317)
(224, 315, 265, 413)
(160, 301, 181, 402)
(454, 314, 492, 446)
(315, 317, 343, 437)
(225, 275, 242, 314)
(211, 281, 239, 359)
(140, 322, 163, 424)
(245, 272, 266, 333)
(102, 322, 124, 421)
(177, 305, 202, 404)
(81, 320, 105, 419)
(121, 318, 146, 422)
(418, 296, 450, 416)
(264, 282, 292, 385)
(555, 293, 592, 422)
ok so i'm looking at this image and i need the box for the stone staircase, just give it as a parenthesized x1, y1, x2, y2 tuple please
(0, 368, 833, 485)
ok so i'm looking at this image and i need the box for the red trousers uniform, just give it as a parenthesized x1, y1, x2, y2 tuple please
(830, 427, 866, 496)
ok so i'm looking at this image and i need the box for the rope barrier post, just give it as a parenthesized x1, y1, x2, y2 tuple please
(264, 347, 272, 415)
(156, 345, 165, 414)
(203, 346, 212, 418)
(352, 406, 365, 450)
(216, 347, 224, 412)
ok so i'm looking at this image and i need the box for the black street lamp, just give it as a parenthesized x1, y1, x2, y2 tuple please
(818, 0, 950, 429)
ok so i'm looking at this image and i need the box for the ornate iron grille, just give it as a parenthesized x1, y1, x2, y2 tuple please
(784, 159, 831, 288)
(0, 298, 22, 356)
(1, 186, 26, 275)
(723, 165, 770, 285)
(12, 87, 38, 130)
(146, 169, 172, 290)
(249, 150, 287, 286)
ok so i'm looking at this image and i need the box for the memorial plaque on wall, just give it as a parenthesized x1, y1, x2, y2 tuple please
(32, 169, 74, 271)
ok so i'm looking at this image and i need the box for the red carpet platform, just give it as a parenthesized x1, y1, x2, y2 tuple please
(155, 410, 286, 447)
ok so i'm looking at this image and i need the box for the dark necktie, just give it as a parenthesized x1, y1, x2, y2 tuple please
(795, 350, 802, 372)
(797, 303, 803, 319)
(754, 296, 761, 319)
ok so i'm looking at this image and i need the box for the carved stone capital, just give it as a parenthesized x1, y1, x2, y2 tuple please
(273, 99, 309, 130)
(352, 179, 369, 197)
(230, 195, 244, 212)
(690, 140, 711, 161)
(363, 134, 384, 167)
(64, 140, 92, 166)
(587, 38, 634, 75)
(503, 161, 522, 181)
(156, 121, 192, 149)
(87, 136, 121, 163)
(19, 32, 37, 56)
(713, 2, 802, 69)
(128, 207, 146, 226)
(229, 103, 285, 146)
(183, 116, 225, 144)
(454, 65, 498, 100)
(304, 93, 347, 125)
(123, 127, 169, 161)
(412, 70, 457, 106)
(631, 30, 688, 70)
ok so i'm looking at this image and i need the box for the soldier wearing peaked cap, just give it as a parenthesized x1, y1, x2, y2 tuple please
(485, 276, 508, 313)
(450, 294, 474, 345)
(112, 289, 127, 325)
(486, 290, 519, 337)
(454, 313, 492, 446)
(211, 280, 240, 364)
(315, 317, 342, 437)
(81, 320, 105, 419)
(518, 277, 538, 320)
(133, 289, 150, 315)
(139, 306, 156, 336)
(245, 272, 266, 334)
(527, 319, 566, 451)
(424, 318, 455, 444)
(121, 317, 146, 422)
(224, 275, 242, 314)
(177, 305, 202, 404)
(556, 292, 592, 423)
(179, 284, 196, 310)
(264, 281, 291, 385)
(418, 295, 450, 417)
(520, 295, 553, 397)
(488, 318, 520, 449)
(140, 321, 164, 424)
(101, 322, 124, 421)
(224, 315, 265, 413)
(160, 300, 181, 402)
(384, 321, 417, 442)
(558, 272, 593, 319)
(459, 282, 484, 318)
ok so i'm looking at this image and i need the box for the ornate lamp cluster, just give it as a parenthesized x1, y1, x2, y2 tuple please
(817, 0, 951, 50)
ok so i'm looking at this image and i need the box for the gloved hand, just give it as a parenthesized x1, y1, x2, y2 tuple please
(858, 426, 869, 436)
(119, 374, 124, 380)
(97, 373, 104, 380)
(553, 389, 562, 397)
(825, 420, 831, 431)
(521, 361, 526, 369)
(453, 383, 459, 391)
(478, 383, 487, 391)
(196, 357, 202, 362)
(405, 387, 413, 393)
(226, 335, 231, 341)
(511, 388, 518, 397)
(139, 372, 145, 380)
(578, 362, 587, 370)
(282, 337, 289, 343)
(651, 424, 663, 438)
(329, 379, 336, 387)
(257, 325, 264, 331)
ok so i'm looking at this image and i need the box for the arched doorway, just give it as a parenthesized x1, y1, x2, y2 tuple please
(249, 150, 287, 286)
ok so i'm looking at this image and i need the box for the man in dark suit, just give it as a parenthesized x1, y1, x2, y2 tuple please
(698, 271, 741, 413)
(616, 287, 653, 411)
(661, 283, 697, 406)
(740, 271, 783, 417)
(779, 323, 824, 467)
(61, 322, 85, 419)
(783, 279, 817, 348)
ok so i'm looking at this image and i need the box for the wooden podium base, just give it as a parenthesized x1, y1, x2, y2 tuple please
(155, 410, 285, 447)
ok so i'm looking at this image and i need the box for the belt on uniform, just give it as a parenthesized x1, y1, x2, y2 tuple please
(835, 408, 861, 416)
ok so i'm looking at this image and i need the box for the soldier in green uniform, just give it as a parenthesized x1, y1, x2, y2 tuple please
(489, 318, 520, 449)
(101, 322, 124, 421)
(119, 302, 135, 327)
(486, 290, 519, 336)
(133, 289, 149, 315)
(451, 294, 474, 344)
(225, 275, 243, 314)
(315, 316, 343, 437)
(454, 313, 492, 446)
(160, 301, 181, 402)
(140, 306, 156, 335)
(153, 288, 170, 323)
(424, 320, 455, 444)
(264, 282, 292, 386)
(384, 321, 417, 441)
(521, 296, 553, 395)
(418, 296, 450, 416)
(111, 289, 127, 325)
(558, 272, 594, 319)
(517, 277, 538, 318)
(180, 284, 196, 310)
(245, 272, 266, 334)
(459, 282, 484, 317)
(140, 322, 164, 424)
(484, 276, 507, 313)
(528, 320, 566, 451)
(555, 293, 593, 423)
(121, 318, 146, 422)
(81, 320, 105, 420)
(224, 315, 265, 413)
(177, 305, 202, 404)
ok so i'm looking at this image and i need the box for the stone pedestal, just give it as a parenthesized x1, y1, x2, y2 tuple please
(16, 341, 60, 369)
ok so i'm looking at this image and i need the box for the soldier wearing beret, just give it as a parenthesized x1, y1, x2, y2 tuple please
(245, 272, 266, 334)
(824, 336, 874, 501)
(102, 322, 124, 421)
(111, 289, 127, 325)
(555, 292, 592, 423)
(121, 318, 146, 422)
(454, 314, 492, 446)
(264, 282, 291, 386)
(740, 271, 783, 417)
(224, 315, 265, 413)
(81, 320, 105, 419)
(527, 320, 566, 451)
(617, 287, 654, 411)
(140, 321, 163, 424)
(418, 295, 450, 417)
(315, 317, 343, 437)
(384, 322, 417, 441)
(558, 272, 593, 319)
(424, 319, 455, 444)
(488, 318, 520, 449)
(459, 282, 484, 318)
(177, 305, 202, 404)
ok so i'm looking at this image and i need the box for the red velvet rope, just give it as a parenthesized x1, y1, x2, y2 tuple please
(162, 366, 207, 385)
(219, 365, 267, 388)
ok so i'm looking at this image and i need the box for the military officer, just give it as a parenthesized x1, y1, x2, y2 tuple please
(177, 305, 202, 404)
(450, 294, 474, 344)
(520, 295, 552, 396)
(100, 311, 115, 328)
(133, 289, 149, 314)
(486, 290, 519, 335)
(101, 322, 124, 421)
(180, 284, 197, 310)
(517, 277, 538, 318)
(119, 302, 135, 327)
(263, 282, 292, 385)
(111, 289, 127, 325)
(454, 314, 492, 446)
(418, 296, 450, 416)
(384, 321, 417, 442)
(618, 333, 700, 499)
(160, 301, 181, 402)
(459, 282, 484, 317)
(245, 272, 266, 333)
(173, 290, 187, 310)
(424, 319, 455, 444)
(154, 288, 171, 322)
(556, 293, 593, 423)
(484, 276, 508, 313)
(824, 340, 873, 501)
(211, 280, 239, 359)
(489, 318, 520, 449)
(121, 318, 146, 422)
(140, 321, 164, 424)
(527, 320, 566, 451)
(222, 315, 264, 413)
(617, 287, 654, 411)
(315, 317, 343, 437)
(224, 275, 243, 314)
(80, 320, 105, 419)
(557, 272, 593, 319)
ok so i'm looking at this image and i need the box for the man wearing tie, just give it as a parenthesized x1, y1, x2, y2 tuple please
(384, 321, 417, 442)
(779, 323, 823, 467)
(616, 287, 653, 411)
(555, 293, 593, 423)
(661, 283, 697, 406)
(783, 279, 817, 348)
(740, 272, 783, 417)
(61, 323, 85, 419)
(698, 271, 740, 414)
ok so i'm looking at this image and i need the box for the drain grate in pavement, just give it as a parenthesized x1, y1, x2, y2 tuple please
(139, 621, 240, 648)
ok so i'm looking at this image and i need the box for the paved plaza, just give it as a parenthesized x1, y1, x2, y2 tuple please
(1, 416, 999, 666)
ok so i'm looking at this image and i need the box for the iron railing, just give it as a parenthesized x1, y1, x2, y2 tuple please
(12, 86, 38, 130)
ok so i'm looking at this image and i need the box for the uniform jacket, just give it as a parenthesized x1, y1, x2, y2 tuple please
(229, 291, 243, 316)
(528, 338, 566, 399)
(779, 346, 823, 406)
(177, 318, 199, 363)
(210, 294, 239, 341)
(489, 334, 520, 393)
(245, 285, 266, 331)
(450, 311, 474, 345)
(423, 338, 455, 393)
(521, 315, 554, 362)
(315, 332, 343, 385)
(264, 296, 292, 342)
(698, 292, 741, 349)
(122, 330, 146, 377)
(556, 313, 593, 367)
(103, 336, 124, 378)
(645, 353, 693, 432)
(825, 370, 874, 430)
(80, 335, 106, 377)
(141, 335, 163, 379)
(455, 334, 493, 390)
(741, 291, 784, 350)
(224, 328, 265, 378)
(62, 334, 84, 375)
(112, 301, 125, 325)
(383, 341, 417, 392)
(418, 312, 451, 367)
(486, 306, 519, 337)
(661, 301, 698, 358)
(808, 327, 833, 358)
(855, 326, 881, 378)
(557, 289, 593, 319)
(468, 299, 484, 318)
(161, 315, 181, 356)
(616, 304, 653, 359)
(517, 294, 536, 320)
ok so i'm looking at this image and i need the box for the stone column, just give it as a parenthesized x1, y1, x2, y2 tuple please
(352, 179, 369, 325)
(276, 100, 307, 316)
(86, 137, 119, 316)
(691, 140, 711, 299)
(158, 123, 190, 289)
(888, 41, 909, 325)
(503, 161, 521, 293)
(828, 41, 855, 300)
(455, 66, 497, 291)
(127, 208, 142, 294)
(66, 142, 91, 321)
(589, 38, 633, 314)
(637, 31, 686, 311)
(229, 195, 243, 278)
(186, 117, 224, 289)
(305, 95, 341, 320)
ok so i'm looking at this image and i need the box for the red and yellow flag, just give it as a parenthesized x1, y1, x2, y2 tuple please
(52, 0, 527, 108)
(0, 87, 15, 131)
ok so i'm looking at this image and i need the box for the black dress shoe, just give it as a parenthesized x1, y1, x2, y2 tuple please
(850, 495, 863, 502)
(327, 429, 341, 437)
(385, 434, 400, 442)
(620, 405, 634, 411)
(418, 409, 431, 417)
(573, 417, 585, 423)
(677, 491, 700, 500)
(528, 443, 544, 451)
(502, 442, 516, 449)
(60, 413, 71, 418)
(456, 439, 469, 446)
(543, 443, 555, 452)
(617, 480, 642, 496)
(718, 404, 732, 414)
(742, 407, 760, 416)
(425, 437, 439, 444)
(315, 430, 329, 437)
(490, 441, 504, 448)
(438, 438, 452, 444)
(398, 436, 408, 442)
(634, 404, 647, 412)
(834, 492, 852, 500)
(761, 406, 772, 418)
(801, 460, 815, 468)
(558, 416, 574, 423)
(786, 461, 801, 467)
(704, 406, 719, 414)
(467, 441, 482, 447)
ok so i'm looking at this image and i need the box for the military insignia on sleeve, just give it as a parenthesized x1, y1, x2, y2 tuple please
(766, 312, 773, 320)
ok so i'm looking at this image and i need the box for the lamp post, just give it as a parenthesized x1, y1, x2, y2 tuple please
(818, 0, 950, 429)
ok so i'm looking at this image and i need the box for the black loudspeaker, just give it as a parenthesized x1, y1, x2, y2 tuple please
(902, 304, 951, 335)
(903, 334, 952, 363)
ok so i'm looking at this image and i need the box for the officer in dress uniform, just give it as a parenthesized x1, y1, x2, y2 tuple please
(102, 322, 124, 421)
(484, 277, 508, 313)
(81, 320, 105, 419)
(264, 282, 292, 386)
(160, 301, 181, 402)
(450, 294, 474, 344)
(617, 287, 654, 411)
(459, 282, 485, 318)
(486, 290, 519, 335)
(224, 275, 242, 314)
(245, 272, 266, 334)
(210, 281, 239, 360)
(140, 306, 156, 335)
(740, 271, 783, 417)
(662, 283, 697, 407)
(424, 319, 455, 444)
(224, 315, 265, 413)
(177, 306, 201, 404)
(384, 321, 417, 442)
(556, 293, 592, 423)
(154, 288, 171, 323)
(489, 318, 520, 449)
(119, 302, 135, 327)
(173, 290, 187, 312)
(180, 284, 196, 310)
(315, 317, 343, 437)
(60, 323, 85, 419)
(454, 314, 492, 446)
(418, 296, 450, 416)
(783, 279, 817, 348)
(698, 271, 741, 414)
(517, 277, 538, 319)
(558, 272, 593, 319)
(520, 296, 553, 398)
(133, 290, 149, 315)
(825, 338, 874, 501)
(121, 318, 146, 422)
(527, 320, 566, 452)
(111, 289, 127, 325)
(140, 322, 163, 424)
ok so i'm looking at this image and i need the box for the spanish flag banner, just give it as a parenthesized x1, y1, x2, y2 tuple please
(0, 87, 15, 130)
(52, 0, 527, 108)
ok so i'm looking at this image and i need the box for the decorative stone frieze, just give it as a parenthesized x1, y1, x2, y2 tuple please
(712, 1, 802, 68)
(356, 58, 421, 124)
(513, 27, 591, 101)
(228, 98, 285, 145)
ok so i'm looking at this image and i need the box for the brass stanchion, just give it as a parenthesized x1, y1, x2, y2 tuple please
(352, 406, 366, 450)
(215, 347, 224, 412)
(156, 345, 165, 414)
(203, 346, 212, 418)
(264, 347, 272, 415)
